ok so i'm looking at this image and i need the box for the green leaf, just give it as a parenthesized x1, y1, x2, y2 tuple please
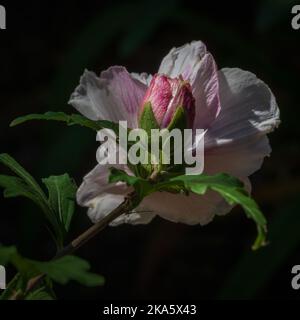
(109, 168, 153, 203)
(0, 154, 47, 203)
(0, 244, 104, 295)
(34, 256, 105, 287)
(25, 286, 55, 300)
(171, 173, 267, 249)
(109, 168, 143, 186)
(107, 168, 266, 249)
(0, 154, 63, 246)
(10, 111, 120, 134)
(0, 245, 39, 281)
(0, 154, 80, 246)
(0, 274, 22, 300)
(0, 174, 48, 210)
(42, 174, 77, 233)
(219, 197, 300, 299)
(0, 245, 17, 265)
(0, 247, 55, 299)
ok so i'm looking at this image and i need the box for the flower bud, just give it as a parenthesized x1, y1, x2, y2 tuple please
(139, 74, 195, 129)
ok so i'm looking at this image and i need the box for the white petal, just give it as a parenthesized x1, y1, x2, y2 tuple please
(69, 66, 147, 128)
(158, 41, 221, 129)
(158, 41, 207, 79)
(131, 72, 152, 86)
(203, 68, 280, 178)
(87, 193, 156, 226)
(204, 135, 271, 177)
(87, 193, 125, 223)
(192, 53, 221, 129)
(205, 68, 280, 148)
(77, 164, 155, 225)
(76, 164, 129, 207)
(110, 210, 156, 226)
(139, 175, 252, 224)
(141, 190, 229, 225)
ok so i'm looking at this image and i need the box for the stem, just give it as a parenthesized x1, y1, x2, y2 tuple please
(56, 193, 133, 257)
(12, 192, 137, 299)
(149, 169, 159, 183)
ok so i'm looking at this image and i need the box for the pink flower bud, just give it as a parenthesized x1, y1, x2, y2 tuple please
(140, 74, 195, 128)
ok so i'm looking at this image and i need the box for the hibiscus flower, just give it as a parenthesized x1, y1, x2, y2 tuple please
(69, 40, 280, 226)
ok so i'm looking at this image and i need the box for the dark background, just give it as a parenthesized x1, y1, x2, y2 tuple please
(0, 0, 299, 299)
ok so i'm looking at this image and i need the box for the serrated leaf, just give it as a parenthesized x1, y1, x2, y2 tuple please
(0, 174, 47, 209)
(0, 245, 39, 281)
(34, 256, 105, 287)
(171, 173, 267, 249)
(0, 274, 22, 300)
(0, 154, 47, 202)
(109, 168, 153, 203)
(25, 286, 55, 300)
(10, 111, 120, 134)
(0, 244, 104, 296)
(42, 174, 77, 233)
(107, 168, 266, 249)
(109, 168, 142, 186)
(0, 154, 63, 246)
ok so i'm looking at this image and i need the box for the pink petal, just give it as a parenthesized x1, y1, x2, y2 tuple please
(141, 190, 229, 225)
(76, 163, 129, 207)
(158, 41, 207, 79)
(139, 175, 252, 224)
(87, 193, 156, 226)
(69, 66, 147, 128)
(204, 68, 280, 178)
(77, 164, 155, 225)
(131, 72, 153, 86)
(205, 135, 271, 177)
(158, 41, 221, 129)
(192, 53, 221, 129)
(142, 74, 173, 125)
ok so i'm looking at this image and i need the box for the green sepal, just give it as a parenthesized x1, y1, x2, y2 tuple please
(139, 102, 159, 135)
(167, 105, 187, 131)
